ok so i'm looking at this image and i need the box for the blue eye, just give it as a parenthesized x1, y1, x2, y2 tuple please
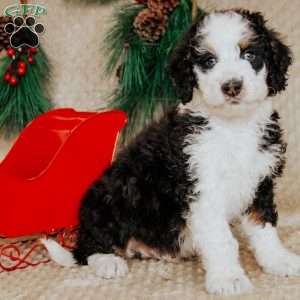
(205, 57, 217, 68)
(193, 51, 218, 70)
(243, 51, 256, 62)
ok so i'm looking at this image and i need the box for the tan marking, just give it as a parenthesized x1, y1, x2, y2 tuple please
(239, 39, 251, 51)
(113, 246, 126, 257)
(126, 238, 161, 260)
(239, 31, 256, 51)
(196, 43, 217, 57)
(113, 238, 180, 262)
(247, 210, 264, 225)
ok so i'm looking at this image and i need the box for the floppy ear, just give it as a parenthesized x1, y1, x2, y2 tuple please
(265, 29, 293, 96)
(168, 18, 203, 104)
(239, 10, 293, 96)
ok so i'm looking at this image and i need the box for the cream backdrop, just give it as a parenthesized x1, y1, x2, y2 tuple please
(0, 0, 299, 212)
(1, 2, 300, 300)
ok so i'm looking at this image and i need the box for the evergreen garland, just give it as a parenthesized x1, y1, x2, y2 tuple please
(104, 0, 205, 140)
(0, 46, 51, 135)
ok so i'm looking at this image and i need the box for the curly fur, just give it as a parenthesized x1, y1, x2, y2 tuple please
(168, 9, 292, 103)
(168, 18, 201, 103)
(72, 109, 208, 264)
(238, 10, 293, 96)
(43, 10, 299, 296)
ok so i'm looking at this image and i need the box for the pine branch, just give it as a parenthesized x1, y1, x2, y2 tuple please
(0, 46, 52, 136)
(103, 0, 205, 141)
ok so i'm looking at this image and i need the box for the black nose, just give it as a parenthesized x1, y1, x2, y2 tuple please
(221, 79, 243, 97)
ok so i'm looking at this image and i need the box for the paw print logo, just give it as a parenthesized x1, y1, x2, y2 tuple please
(4, 16, 45, 48)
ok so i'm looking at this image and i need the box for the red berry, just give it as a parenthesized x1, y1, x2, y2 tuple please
(7, 65, 13, 72)
(18, 61, 26, 69)
(18, 67, 26, 76)
(28, 55, 34, 64)
(3, 73, 11, 82)
(29, 47, 38, 54)
(7, 48, 15, 57)
(9, 76, 18, 86)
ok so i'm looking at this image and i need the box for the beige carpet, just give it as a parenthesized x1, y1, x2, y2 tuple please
(2, 214, 300, 300)
(0, 0, 300, 299)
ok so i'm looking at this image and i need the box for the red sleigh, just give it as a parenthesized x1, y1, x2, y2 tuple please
(0, 108, 127, 271)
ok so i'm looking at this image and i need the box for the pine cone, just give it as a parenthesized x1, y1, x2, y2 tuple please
(134, 8, 168, 42)
(0, 16, 13, 53)
(148, 0, 179, 14)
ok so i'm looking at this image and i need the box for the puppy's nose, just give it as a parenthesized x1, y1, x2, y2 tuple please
(221, 79, 243, 97)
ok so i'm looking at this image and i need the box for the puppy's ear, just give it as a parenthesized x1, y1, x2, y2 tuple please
(168, 17, 203, 104)
(265, 29, 293, 96)
(239, 10, 293, 96)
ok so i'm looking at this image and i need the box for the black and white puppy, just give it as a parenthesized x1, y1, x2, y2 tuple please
(43, 10, 298, 295)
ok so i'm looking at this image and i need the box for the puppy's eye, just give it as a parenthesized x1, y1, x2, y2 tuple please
(204, 57, 217, 68)
(192, 51, 217, 70)
(242, 51, 256, 62)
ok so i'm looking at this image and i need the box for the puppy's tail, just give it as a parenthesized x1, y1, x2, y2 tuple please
(40, 239, 76, 267)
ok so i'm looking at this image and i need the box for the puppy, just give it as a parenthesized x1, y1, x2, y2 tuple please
(43, 10, 298, 295)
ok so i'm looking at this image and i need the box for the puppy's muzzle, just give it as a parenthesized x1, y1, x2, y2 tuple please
(222, 79, 243, 98)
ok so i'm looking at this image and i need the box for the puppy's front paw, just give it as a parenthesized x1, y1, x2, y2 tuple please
(262, 251, 300, 276)
(205, 270, 253, 295)
(88, 254, 128, 279)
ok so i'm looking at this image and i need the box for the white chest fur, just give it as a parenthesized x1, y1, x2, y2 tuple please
(183, 102, 278, 220)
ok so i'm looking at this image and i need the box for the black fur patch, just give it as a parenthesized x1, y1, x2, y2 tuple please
(246, 176, 278, 226)
(73, 108, 209, 265)
(240, 46, 265, 73)
(168, 15, 205, 104)
(236, 10, 293, 96)
(259, 111, 286, 177)
(246, 110, 285, 226)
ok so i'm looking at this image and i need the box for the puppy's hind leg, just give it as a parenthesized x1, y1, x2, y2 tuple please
(72, 179, 129, 279)
(72, 230, 128, 279)
(88, 253, 128, 279)
(42, 228, 129, 279)
(73, 226, 129, 279)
